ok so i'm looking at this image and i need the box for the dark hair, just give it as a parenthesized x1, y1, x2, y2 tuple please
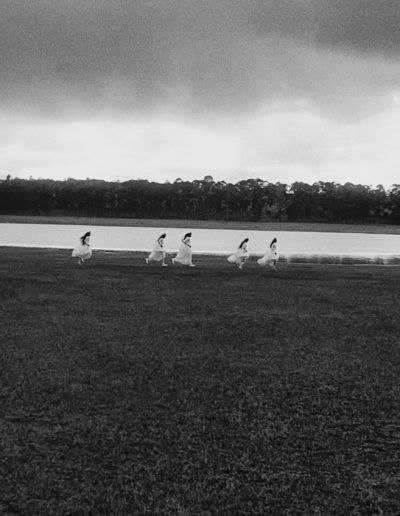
(159, 233, 166, 239)
(239, 238, 249, 249)
(184, 232, 192, 239)
(80, 231, 91, 244)
(270, 237, 277, 248)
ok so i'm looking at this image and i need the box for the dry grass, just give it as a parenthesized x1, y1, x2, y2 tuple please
(1, 247, 400, 514)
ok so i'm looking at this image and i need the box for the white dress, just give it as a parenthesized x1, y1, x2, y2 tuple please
(257, 243, 279, 266)
(148, 238, 166, 261)
(174, 238, 193, 265)
(72, 239, 92, 260)
(227, 243, 250, 266)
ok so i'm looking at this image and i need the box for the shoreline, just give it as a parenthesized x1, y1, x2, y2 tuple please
(1, 214, 400, 234)
(2, 246, 399, 265)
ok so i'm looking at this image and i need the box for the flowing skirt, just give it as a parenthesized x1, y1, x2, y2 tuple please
(227, 248, 250, 265)
(72, 243, 92, 260)
(174, 243, 192, 265)
(148, 243, 166, 261)
(257, 249, 279, 266)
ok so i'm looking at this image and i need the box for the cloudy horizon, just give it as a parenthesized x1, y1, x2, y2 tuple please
(1, 0, 400, 187)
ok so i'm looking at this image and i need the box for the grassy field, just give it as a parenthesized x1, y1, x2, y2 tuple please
(1, 248, 400, 515)
(1, 214, 400, 234)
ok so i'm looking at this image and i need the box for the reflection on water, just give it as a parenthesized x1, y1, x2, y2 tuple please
(283, 254, 400, 265)
(0, 223, 400, 263)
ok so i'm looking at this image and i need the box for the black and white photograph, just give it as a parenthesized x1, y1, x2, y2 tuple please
(1, 1, 400, 514)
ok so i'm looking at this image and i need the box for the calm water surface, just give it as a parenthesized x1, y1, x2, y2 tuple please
(1, 223, 400, 257)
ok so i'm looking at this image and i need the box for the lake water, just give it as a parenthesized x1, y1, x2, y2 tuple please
(1, 223, 400, 262)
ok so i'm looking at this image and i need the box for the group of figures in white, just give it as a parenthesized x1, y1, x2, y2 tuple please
(72, 231, 279, 269)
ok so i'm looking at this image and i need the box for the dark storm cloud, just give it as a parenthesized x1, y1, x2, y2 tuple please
(1, 0, 399, 118)
(250, 0, 400, 55)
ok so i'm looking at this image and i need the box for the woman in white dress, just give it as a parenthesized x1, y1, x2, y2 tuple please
(145, 233, 168, 266)
(172, 232, 195, 267)
(227, 238, 250, 269)
(72, 231, 92, 265)
(257, 237, 279, 269)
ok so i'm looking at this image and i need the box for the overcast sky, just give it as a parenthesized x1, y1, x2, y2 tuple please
(1, 0, 400, 186)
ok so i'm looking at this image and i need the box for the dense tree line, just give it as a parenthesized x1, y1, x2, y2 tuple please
(1, 175, 400, 224)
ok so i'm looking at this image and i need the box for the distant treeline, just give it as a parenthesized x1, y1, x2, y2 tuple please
(1, 175, 400, 224)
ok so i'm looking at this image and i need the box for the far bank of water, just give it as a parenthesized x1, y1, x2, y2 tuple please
(1, 215, 400, 235)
